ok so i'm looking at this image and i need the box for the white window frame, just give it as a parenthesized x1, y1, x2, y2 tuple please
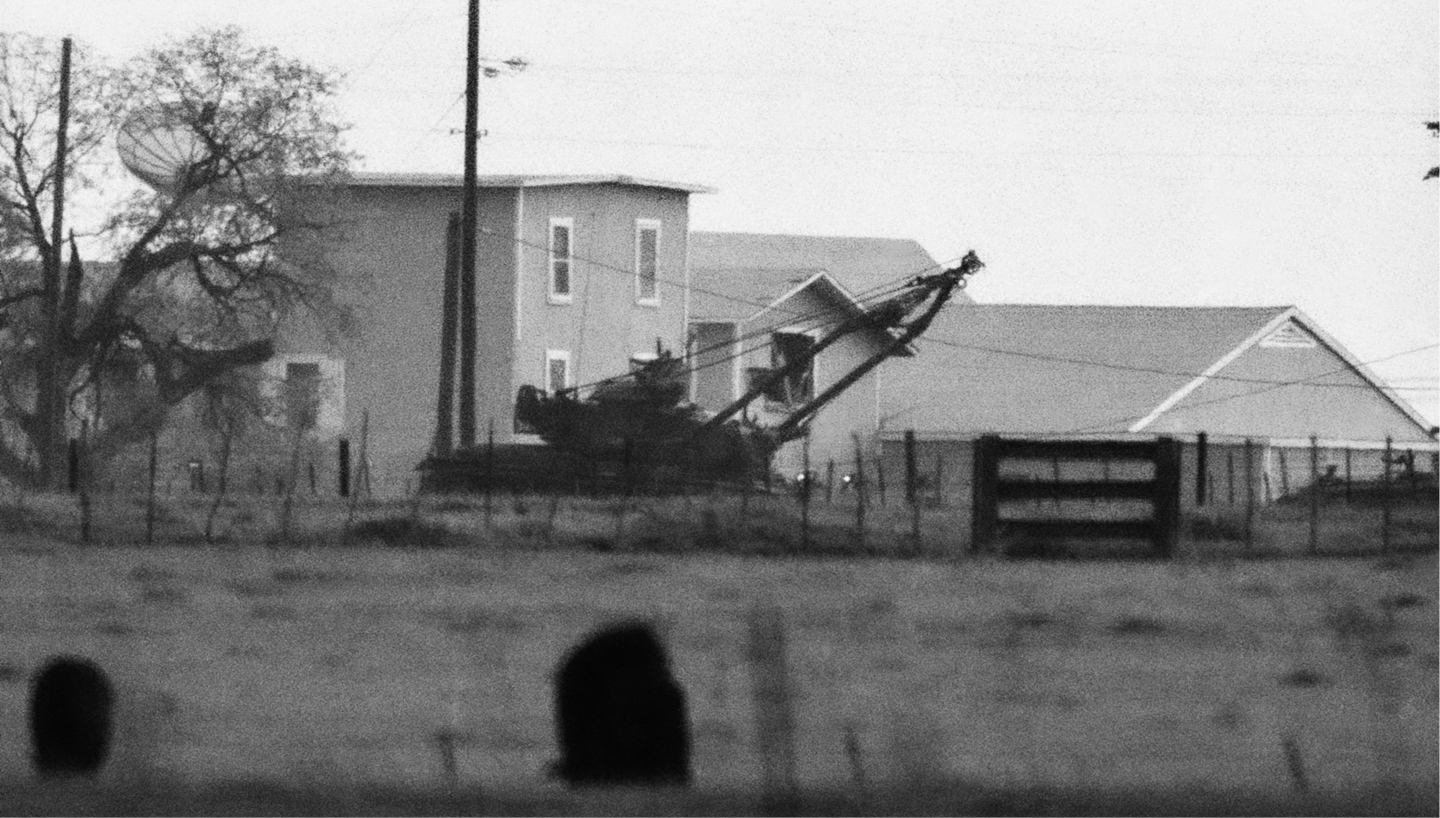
(548, 217, 574, 304)
(634, 219, 660, 306)
(544, 349, 572, 395)
(258, 353, 346, 439)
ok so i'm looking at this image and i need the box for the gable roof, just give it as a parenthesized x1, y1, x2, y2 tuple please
(879, 303, 1434, 441)
(881, 304, 1287, 434)
(689, 231, 967, 304)
(689, 266, 917, 357)
(688, 267, 828, 321)
(348, 171, 714, 194)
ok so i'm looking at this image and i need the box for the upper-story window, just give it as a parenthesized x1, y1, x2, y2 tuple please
(635, 219, 660, 304)
(549, 218, 573, 303)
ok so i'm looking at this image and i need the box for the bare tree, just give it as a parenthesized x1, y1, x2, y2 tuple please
(199, 369, 263, 543)
(0, 28, 355, 489)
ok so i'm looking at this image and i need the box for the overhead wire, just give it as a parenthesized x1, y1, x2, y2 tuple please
(912, 332, 1440, 392)
(471, 215, 1436, 407)
(474, 219, 945, 360)
(508, 69, 1432, 119)
(1057, 342, 1440, 435)
(568, 273, 923, 395)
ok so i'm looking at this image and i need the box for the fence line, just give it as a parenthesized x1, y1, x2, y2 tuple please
(9, 428, 1435, 559)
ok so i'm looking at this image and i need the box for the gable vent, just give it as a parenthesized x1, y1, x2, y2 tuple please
(1259, 321, 1317, 349)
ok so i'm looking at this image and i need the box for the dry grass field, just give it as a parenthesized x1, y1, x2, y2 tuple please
(0, 490, 1435, 815)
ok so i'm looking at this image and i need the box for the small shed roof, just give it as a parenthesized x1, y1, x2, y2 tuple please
(689, 266, 916, 357)
(687, 267, 828, 321)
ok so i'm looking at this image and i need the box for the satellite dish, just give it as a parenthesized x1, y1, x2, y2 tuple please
(115, 107, 212, 193)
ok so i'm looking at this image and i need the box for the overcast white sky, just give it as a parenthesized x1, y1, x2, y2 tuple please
(9, 0, 1439, 424)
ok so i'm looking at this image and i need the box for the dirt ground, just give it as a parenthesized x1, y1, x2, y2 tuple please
(0, 531, 1435, 815)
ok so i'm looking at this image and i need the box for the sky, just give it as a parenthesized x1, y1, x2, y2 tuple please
(8, 0, 1439, 425)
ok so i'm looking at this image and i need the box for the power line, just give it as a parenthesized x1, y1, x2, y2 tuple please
(475, 223, 938, 341)
(394, 88, 466, 164)
(514, 70, 1432, 119)
(569, 276, 920, 395)
(912, 334, 1440, 393)
(476, 214, 1434, 407)
(524, 58, 1435, 100)
(481, 131, 1433, 160)
(1059, 342, 1440, 434)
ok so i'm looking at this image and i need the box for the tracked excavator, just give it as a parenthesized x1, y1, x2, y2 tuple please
(421, 251, 982, 492)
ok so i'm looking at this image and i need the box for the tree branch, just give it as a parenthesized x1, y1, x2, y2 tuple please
(85, 337, 274, 464)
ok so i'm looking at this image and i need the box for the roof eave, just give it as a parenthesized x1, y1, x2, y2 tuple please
(346, 171, 714, 194)
(745, 271, 918, 355)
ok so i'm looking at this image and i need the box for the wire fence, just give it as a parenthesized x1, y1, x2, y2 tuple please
(3, 425, 1435, 562)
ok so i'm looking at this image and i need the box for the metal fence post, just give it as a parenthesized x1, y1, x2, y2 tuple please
(1277, 447, 1290, 499)
(1243, 438, 1255, 550)
(1344, 446, 1352, 504)
(1154, 437, 1181, 558)
(1227, 448, 1235, 505)
(1196, 432, 1208, 507)
(1382, 436, 1392, 553)
(1408, 449, 1419, 497)
(852, 434, 867, 553)
(905, 430, 920, 551)
(971, 436, 999, 555)
(338, 437, 351, 498)
(800, 430, 811, 551)
(1308, 435, 1319, 555)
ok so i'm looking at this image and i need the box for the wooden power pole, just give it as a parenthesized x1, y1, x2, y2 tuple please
(39, 37, 72, 489)
(433, 212, 462, 456)
(457, 0, 480, 448)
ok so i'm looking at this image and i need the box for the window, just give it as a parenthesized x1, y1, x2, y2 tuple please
(768, 332, 815, 405)
(545, 350, 572, 395)
(635, 219, 659, 303)
(549, 218, 573, 302)
(285, 362, 323, 429)
(259, 354, 346, 437)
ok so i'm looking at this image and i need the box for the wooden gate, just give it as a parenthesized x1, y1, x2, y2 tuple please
(971, 436, 1182, 558)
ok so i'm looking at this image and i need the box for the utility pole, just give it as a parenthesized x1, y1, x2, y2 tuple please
(457, 0, 480, 449)
(433, 212, 462, 457)
(39, 37, 72, 489)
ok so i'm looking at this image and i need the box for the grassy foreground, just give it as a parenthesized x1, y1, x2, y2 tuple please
(0, 778, 1434, 816)
(0, 492, 1435, 815)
